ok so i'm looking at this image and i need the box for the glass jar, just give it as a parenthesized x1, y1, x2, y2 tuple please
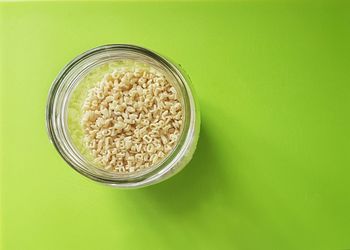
(46, 44, 200, 188)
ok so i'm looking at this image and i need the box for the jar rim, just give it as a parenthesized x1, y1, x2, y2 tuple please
(46, 44, 197, 188)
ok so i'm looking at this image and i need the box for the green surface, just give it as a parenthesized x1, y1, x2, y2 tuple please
(1, 1, 350, 250)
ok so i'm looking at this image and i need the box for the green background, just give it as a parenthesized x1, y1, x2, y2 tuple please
(1, 1, 350, 249)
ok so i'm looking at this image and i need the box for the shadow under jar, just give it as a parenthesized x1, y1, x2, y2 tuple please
(46, 44, 200, 188)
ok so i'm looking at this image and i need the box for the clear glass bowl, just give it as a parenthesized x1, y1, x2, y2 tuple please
(46, 44, 200, 188)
